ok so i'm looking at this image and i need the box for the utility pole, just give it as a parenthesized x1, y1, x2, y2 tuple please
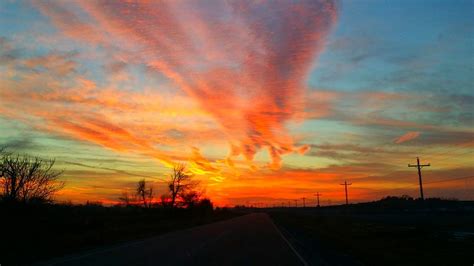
(408, 157, 430, 200)
(288, 201, 291, 208)
(302, 197, 306, 207)
(315, 192, 321, 207)
(340, 181, 352, 205)
(294, 199, 298, 208)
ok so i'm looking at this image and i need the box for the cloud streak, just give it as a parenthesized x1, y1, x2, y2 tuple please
(32, 0, 338, 170)
(394, 131, 420, 144)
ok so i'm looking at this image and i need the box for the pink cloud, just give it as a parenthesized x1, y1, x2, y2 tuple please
(27, 1, 339, 170)
(394, 131, 421, 144)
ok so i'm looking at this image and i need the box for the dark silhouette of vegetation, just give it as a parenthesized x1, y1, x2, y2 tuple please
(116, 165, 204, 209)
(180, 190, 200, 208)
(0, 150, 64, 203)
(163, 164, 200, 208)
(1, 148, 470, 265)
(136, 179, 153, 208)
(0, 151, 231, 264)
(118, 190, 133, 207)
(194, 198, 213, 215)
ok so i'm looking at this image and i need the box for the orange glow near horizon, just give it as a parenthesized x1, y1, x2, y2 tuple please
(1, 0, 473, 206)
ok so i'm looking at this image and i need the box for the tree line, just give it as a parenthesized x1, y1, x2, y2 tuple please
(0, 149, 212, 209)
(118, 164, 212, 209)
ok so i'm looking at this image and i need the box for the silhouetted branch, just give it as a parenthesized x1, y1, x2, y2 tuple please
(0, 151, 64, 203)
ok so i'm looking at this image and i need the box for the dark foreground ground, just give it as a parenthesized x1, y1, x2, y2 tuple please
(36, 213, 304, 266)
(2, 199, 473, 266)
(0, 203, 239, 265)
(269, 200, 474, 266)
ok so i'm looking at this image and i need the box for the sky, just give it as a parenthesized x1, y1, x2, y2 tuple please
(0, 0, 473, 206)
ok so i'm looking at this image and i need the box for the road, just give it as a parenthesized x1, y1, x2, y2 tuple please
(38, 213, 306, 266)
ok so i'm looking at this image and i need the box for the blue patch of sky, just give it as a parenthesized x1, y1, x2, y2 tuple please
(307, 0, 473, 93)
(0, 2, 54, 57)
(0, 1, 43, 36)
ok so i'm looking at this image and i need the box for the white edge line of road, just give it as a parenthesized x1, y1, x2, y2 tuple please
(269, 216, 309, 266)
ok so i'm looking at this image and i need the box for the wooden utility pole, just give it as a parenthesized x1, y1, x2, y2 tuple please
(340, 181, 352, 205)
(302, 197, 306, 207)
(315, 192, 321, 207)
(294, 199, 298, 208)
(408, 157, 430, 200)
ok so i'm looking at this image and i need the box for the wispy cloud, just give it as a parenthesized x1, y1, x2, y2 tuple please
(394, 131, 420, 144)
(24, 0, 338, 170)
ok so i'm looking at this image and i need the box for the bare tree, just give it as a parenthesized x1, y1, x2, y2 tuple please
(118, 191, 133, 207)
(0, 151, 64, 203)
(136, 179, 153, 208)
(168, 164, 199, 208)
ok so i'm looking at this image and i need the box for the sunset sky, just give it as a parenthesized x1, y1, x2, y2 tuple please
(0, 0, 473, 206)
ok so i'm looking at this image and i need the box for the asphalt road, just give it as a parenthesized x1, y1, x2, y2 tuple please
(38, 213, 306, 266)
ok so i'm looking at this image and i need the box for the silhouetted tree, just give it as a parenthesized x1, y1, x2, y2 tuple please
(0, 151, 64, 203)
(181, 190, 201, 208)
(196, 198, 213, 213)
(118, 191, 133, 207)
(167, 164, 199, 208)
(136, 179, 153, 208)
(85, 201, 103, 207)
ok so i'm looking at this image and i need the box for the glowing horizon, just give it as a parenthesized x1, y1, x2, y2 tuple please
(1, 0, 473, 206)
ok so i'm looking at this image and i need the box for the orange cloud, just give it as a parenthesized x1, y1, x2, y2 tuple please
(32, 0, 338, 170)
(1, 1, 341, 204)
(0, 55, 202, 167)
(394, 131, 421, 144)
(32, 1, 104, 44)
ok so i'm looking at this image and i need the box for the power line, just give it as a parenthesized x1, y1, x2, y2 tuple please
(62, 161, 167, 181)
(1, 153, 168, 182)
(424, 175, 474, 185)
(354, 175, 474, 198)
